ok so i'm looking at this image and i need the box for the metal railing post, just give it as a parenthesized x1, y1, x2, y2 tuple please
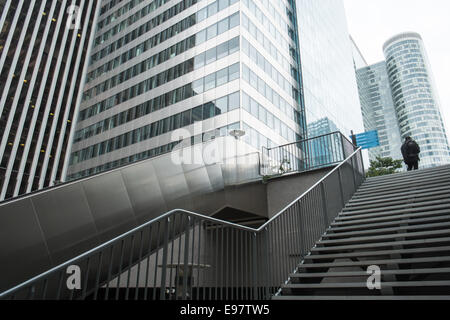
(159, 217, 170, 300)
(337, 167, 345, 207)
(320, 182, 329, 228)
(252, 233, 258, 300)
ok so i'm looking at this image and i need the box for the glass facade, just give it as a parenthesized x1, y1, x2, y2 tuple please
(67, 0, 365, 180)
(68, 0, 306, 180)
(295, 0, 364, 138)
(356, 61, 403, 162)
(383, 32, 450, 168)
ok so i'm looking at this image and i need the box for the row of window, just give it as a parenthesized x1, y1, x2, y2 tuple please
(70, 91, 240, 166)
(68, 122, 240, 180)
(82, 52, 239, 123)
(242, 36, 295, 97)
(83, 34, 239, 102)
(95, 0, 199, 47)
(242, 63, 302, 124)
(75, 86, 239, 144)
(87, 11, 239, 83)
(98, 0, 171, 32)
(79, 61, 239, 122)
(242, 91, 297, 142)
(91, 0, 237, 64)
(241, 13, 293, 77)
(247, 0, 294, 38)
(100, 0, 126, 16)
(242, 0, 292, 53)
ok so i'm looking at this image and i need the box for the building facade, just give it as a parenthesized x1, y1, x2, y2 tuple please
(383, 32, 450, 168)
(66, 0, 365, 180)
(0, 0, 100, 200)
(295, 0, 365, 139)
(356, 61, 403, 162)
(355, 32, 450, 168)
(66, 0, 309, 180)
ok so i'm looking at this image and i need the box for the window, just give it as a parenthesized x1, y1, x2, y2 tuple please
(204, 73, 216, 91)
(192, 106, 203, 122)
(228, 63, 239, 81)
(182, 110, 192, 127)
(192, 78, 204, 95)
(207, 24, 217, 40)
(229, 12, 239, 28)
(196, 29, 206, 44)
(250, 99, 258, 117)
(207, 2, 218, 16)
(205, 47, 216, 65)
(228, 92, 240, 111)
(194, 52, 205, 68)
(216, 68, 228, 87)
(258, 105, 267, 124)
(217, 41, 228, 60)
(243, 64, 250, 82)
(218, 0, 228, 11)
(229, 37, 239, 54)
(203, 102, 215, 119)
(197, 7, 207, 21)
(215, 96, 227, 115)
(242, 92, 250, 112)
(218, 18, 228, 34)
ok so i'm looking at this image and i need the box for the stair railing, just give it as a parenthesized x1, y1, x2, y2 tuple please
(0, 139, 364, 301)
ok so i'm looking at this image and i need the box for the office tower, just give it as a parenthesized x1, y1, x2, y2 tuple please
(356, 61, 403, 161)
(383, 32, 450, 168)
(0, 1, 100, 200)
(66, 0, 366, 180)
(354, 32, 450, 168)
(295, 0, 365, 138)
(66, 0, 308, 180)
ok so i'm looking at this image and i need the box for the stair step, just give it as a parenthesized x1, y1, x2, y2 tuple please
(331, 209, 450, 227)
(344, 191, 450, 210)
(364, 165, 450, 183)
(329, 215, 450, 233)
(289, 267, 450, 279)
(362, 168, 450, 186)
(323, 221, 450, 239)
(335, 204, 450, 222)
(349, 184, 450, 203)
(282, 281, 450, 290)
(304, 246, 450, 261)
(340, 199, 450, 216)
(318, 228, 450, 246)
(298, 256, 450, 270)
(311, 237, 450, 253)
(358, 171, 450, 192)
(354, 178, 450, 197)
(359, 170, 450, 190)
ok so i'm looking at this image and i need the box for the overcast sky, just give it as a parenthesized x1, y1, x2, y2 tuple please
(343, 0, 450, 140)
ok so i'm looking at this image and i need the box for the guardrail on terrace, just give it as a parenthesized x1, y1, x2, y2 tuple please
(0, 138, 364, 301)
(260, 131, 355, 177)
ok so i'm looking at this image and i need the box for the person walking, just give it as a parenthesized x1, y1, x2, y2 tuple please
(401, 136, 421, 171)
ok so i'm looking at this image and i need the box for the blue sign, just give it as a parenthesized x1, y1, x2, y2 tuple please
(351, 130, 380, 150)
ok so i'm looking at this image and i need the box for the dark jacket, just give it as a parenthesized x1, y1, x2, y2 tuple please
(401, 140, 421, 163)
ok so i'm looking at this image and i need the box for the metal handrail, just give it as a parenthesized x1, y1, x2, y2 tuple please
(1, 138, 364, 300)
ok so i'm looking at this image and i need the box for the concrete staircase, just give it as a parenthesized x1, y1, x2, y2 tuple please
(274, 165, 450, 300)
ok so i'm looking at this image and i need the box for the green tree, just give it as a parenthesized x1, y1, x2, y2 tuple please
(366, 156, 403, 178)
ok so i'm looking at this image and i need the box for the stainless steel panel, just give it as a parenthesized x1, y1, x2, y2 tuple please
(0, 199, 52, 291)
(82, 171, 138, 242)
(120, 159, 168, 224)
(31, 183, 100, 265)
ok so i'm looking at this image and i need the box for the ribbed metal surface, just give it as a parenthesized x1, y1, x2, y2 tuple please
(0, 0, 100, 201)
